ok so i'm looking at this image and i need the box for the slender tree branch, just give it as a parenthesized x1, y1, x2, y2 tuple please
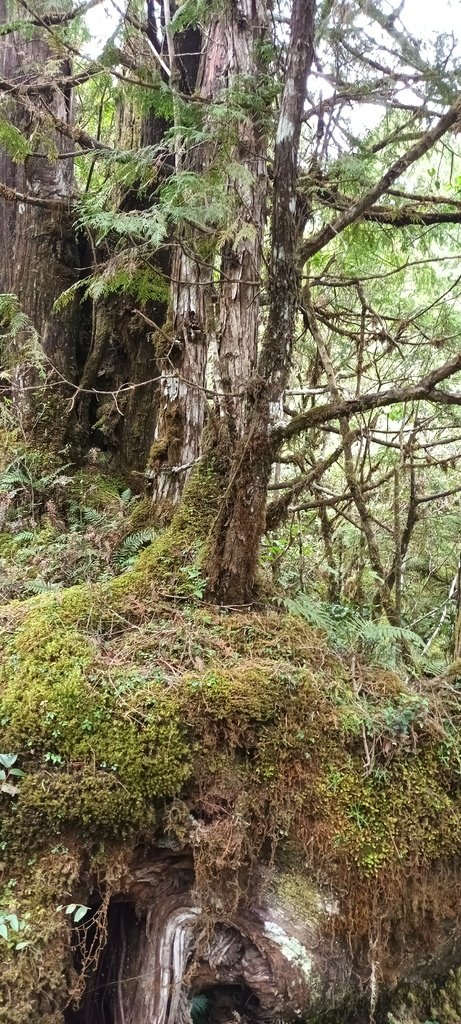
(275, 351, 461, 442)
(300, 92, 461, 262)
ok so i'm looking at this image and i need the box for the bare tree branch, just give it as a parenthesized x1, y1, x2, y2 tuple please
(275, 351, 461, 443)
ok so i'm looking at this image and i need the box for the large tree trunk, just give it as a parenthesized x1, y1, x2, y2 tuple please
(150, 1, 268, 512)
(210, 1, 268, 441)
(0, 0, 81, 447)
(72, 849, 351, 1024)
(149, 239, 212, 510)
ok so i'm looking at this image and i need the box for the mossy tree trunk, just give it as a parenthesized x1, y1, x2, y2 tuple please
(71, 11, 201, 476)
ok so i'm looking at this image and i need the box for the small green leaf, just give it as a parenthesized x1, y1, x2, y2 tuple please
(15, 940, 30, 950)
(8, 914, 19, 933)
(65, 904, 77, 915)
(73, 905, 89, 924)
(0, 753, 17, 770)
(0, 923, 8, 940)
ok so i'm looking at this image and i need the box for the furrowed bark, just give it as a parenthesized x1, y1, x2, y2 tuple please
(206, 0, 316, 604)
(210, 0, 268, 440)
(150, 1, 268, 510)
(149, 7, 212, 511)
(0, 0, 80, 446)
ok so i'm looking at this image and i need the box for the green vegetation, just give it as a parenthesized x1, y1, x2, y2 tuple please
(2, 532, 461, 1018)
(2, 0, 461, 1020)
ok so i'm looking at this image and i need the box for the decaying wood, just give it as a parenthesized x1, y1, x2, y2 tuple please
(73, 845, 461, 1024)
(77, 850, 351, 1024)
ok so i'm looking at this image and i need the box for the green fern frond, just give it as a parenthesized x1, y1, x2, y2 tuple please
(0, 466, 30, 492)
(0, 293, 44, 370)
(115, 528, 156, 564)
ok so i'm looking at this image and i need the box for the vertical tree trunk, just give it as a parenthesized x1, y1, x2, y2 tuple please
(206, 0, 316, 604)
(454, 555, 461, 661)
(149, 239, 212, 510)
(0, 0, 81, 447)
(211, 1, 268, 441)
(150, 1, 268, 512)
(69, 12, 202, 477)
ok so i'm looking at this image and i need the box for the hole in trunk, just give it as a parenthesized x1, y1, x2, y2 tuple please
(66, 895, 261, 1024)
(190, 985, 261, 1024)
(65, 897, 142, 1024)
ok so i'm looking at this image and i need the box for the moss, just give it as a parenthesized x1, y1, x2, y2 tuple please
(388, 968, 461, 1023)
(0, 847, 81, 1024)
(3, 526, 461, 1019)
(273, 871, 328, 924)
(0, 605, 191, 846)
(3, 593, 461, 883)
(108, 455, 222, 599)
(128, 494, 156, 530)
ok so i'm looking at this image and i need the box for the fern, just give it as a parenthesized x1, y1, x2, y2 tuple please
(82, 506, 107, 527)
(0, 466, 30, 492)
(24, 578, 60, 595)
(282, 594, 424, 668)
(0, 293, 44, 370)
(189, 993, 210, 1024)
(0, 118, 31, 162)
(115, 528, 156, 565)
(13, 531, 36, 544)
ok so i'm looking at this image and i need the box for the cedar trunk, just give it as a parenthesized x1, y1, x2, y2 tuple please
(0, 0, 81, 447)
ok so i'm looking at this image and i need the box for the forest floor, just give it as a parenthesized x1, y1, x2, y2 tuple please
(1, 435, 461, 1024)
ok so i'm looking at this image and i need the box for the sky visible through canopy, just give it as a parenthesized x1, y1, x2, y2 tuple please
(85, 0, 461, 57)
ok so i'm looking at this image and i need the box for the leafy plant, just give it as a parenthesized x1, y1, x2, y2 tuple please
(0, 293, 44, 369)
(0, 910, 31, 949)
(57, 903, 90, 925)
(0, 753, 25, 797)
(282, 595, 424, 669)
(115, 528, 156, 567)
(178, 565, 207, 600)
(190, 993, 210, 1024)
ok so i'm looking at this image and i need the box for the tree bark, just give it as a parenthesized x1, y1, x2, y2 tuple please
(0, 0, 81, 447)
(206, 0, 316, 604)
(150, 1, 268, 512)
(71, 847, 461, 1024)
(75, 849, 352, 1024)
(210, 1, 268, 441)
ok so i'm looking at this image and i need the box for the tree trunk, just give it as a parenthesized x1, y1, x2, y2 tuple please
(150, 1, 268, 513)
(67, 13, 202, 477)
(70, 847, 461, 1024)
(0, 0, 81, 447)
(210, 1, 268, 441)
(206, 0, 316, 604)
(73, 849, 352, 1024)
(149, 239, 213, 510)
